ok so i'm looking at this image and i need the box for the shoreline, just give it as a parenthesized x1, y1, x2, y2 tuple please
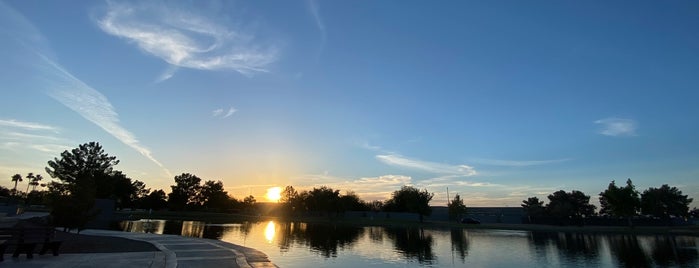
(117, 211, 699, 236)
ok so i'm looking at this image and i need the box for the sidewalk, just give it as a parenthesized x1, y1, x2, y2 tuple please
(2, 229, 277, 268)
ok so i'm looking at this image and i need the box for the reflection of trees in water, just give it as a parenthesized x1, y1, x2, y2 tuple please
(180, 221, 205, 238)
(384, 227, 435, 264)
(203, 225, 225, 240)
(607, 235, 651, 268)
(163, 220, 183, 235)
(274, 222, 364, 258)
(529, 232, 600, 263)
(450, 228, 469, 262)
(649, 236, 698, 267)
(368, 226, 384, 243)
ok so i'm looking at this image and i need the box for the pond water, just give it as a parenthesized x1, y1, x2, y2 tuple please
(118, 219, 699, 267)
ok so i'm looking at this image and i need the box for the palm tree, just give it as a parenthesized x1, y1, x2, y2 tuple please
(11, 174, 22, 195)
(25, 172, 35, 195)
(30, 174, 43, 192)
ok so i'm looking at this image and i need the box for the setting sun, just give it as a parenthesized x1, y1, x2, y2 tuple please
(265, 187, 282, 202)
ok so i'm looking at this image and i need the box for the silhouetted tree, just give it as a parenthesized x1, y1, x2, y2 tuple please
(168, 173, 201, 210)
(448, 194, 468, 221)
(546, 190, 596, 219)
(0, 185, 10, 197)
(11, 173, 22, 195)
(29, 174, 43, 192)
(640, 184, 693, 218)
(305, 186, 341, 216)
(280, 185, 300, 214)
(339, 191, 368, 212)
(25, 172, 34, 194)
(141, 189, 168, 210)
(45, 142, 123, 229)
(599, 179, 640, 226)
(522, 197, 545, 217)
(384, 186, 434, 222)
(243, 195, 256, 211)
(199, 180, 230, 210)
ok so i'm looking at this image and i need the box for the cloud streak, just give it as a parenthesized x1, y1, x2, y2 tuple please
(376, 154, 477, 176)
(471, 158, 571, 167)
(595, 117, 637, 137)
(36, 53, 171, 176)
(0, 119, 59, 132)
(213, 107, 237, 118)
(97, 1, 277, 80)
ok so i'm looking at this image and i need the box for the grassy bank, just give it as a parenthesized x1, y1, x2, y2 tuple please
(116, 210, 699, 236)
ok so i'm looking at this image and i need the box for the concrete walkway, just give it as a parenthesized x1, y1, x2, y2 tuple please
(2, 229, 277, 268)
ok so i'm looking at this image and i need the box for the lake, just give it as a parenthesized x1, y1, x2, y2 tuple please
(118, 219, 698, 267)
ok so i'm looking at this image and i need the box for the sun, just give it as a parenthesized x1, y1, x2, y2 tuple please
(265, 187, 282, 202)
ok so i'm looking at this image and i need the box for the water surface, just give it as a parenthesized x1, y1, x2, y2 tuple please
(119, 220, 699, 267)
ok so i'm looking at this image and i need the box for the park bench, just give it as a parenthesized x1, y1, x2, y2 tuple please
(0, 227, 62, 261)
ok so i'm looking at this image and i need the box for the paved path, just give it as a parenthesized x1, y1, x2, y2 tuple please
(2, 229, 277, 268)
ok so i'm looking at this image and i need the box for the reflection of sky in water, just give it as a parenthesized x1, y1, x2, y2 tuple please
(120, 220, 699, 268)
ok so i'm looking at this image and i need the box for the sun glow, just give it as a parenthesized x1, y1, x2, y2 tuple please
(266, 187, 282, 202)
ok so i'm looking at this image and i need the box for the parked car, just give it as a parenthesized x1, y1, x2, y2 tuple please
(460, 217, 481, 224)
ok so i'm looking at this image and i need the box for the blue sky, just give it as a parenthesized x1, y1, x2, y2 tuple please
(1, 0, 697, 207)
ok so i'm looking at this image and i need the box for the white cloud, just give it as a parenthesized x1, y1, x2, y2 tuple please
(594, 117, 637, 137)
(376, 154, 477, 176)
(307, 0, 326, 58)
(0, 119, 58, 132)
(471, 158, 571, 167)
(36, 53, 171, 177)
(290, 173, 412, 201)
(212, 107, 236, 118)
(97, 1, 277, 80)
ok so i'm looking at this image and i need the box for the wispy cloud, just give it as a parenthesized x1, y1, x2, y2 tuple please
(376, 154, 477, 176)
(0, 119, 72, 154)
(471, 158, 571, 167)
(97, 1, 277, 81)
(306, 0, 326, 59)
(0, 119, 58, 132)
(212, 107, 237, 118)
(595, 117, 637, 137)
(35, 53, 171, 177)
(290, 173, 412, 201)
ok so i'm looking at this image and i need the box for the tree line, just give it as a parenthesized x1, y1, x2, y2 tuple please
(521, 179, 694, 225)
(6, 141, 696, 229)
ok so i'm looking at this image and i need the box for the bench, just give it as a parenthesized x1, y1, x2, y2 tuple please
(0, 227, 62, 261)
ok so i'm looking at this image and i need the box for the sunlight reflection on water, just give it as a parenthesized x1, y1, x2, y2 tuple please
(264, 221, 276, 243)
(119, 220, 699, 268)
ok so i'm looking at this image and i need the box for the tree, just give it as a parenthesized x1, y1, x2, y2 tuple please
(280, 185, 300, 214)
(384, 186, 434, 222)
(546, 190, 596, 219)
(448, 194, 468, 221)
(640, 184, 693, 218)
(339, 191, 368, 212)
(305, 186, 341, 215)
(25, 172, 35, 194)
(521, 197, 545, 217)
(168, 173, 202, 210)
(30, 174, 43, 192)
(243, 195, 256, 211)
(599, 179, 640, 219)
(199, 180, 230, 210)
(141, 189, 168, 210)
(11, 173, 22, 195)
(45, 142, 122, 230)
(45, 142, 120, 202)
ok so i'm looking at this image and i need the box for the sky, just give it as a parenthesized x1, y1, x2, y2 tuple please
(1, 0, 698, 207)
